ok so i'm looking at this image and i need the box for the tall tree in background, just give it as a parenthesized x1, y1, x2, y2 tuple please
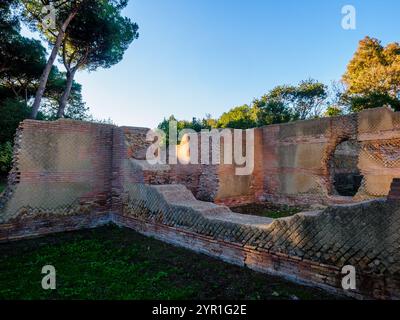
(1, 0, 86, 117)
(293, 79, 328, 119)
(1, 35, 47, 104)
(21, 0, 87, 118)
(342, 36, 400, 111)
(218, 105, 257, 129)
(252, 98, 294, 126)
(41, 68, 90, 120)
(259, 80, 327, 120)
(57, 0, 138, 118)
(1, 0, 90, 176)
(0, 33, 89, 121)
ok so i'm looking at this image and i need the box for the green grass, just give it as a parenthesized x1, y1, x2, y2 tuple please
(260, 208, 302, 219)
(0, 225, 340, 300)
(230, 203, 304, 219)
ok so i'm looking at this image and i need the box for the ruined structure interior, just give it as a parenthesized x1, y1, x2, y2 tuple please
(1, 107, 400, 299)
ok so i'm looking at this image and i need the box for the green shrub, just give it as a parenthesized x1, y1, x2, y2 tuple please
(0, 99, 31, 145)
(0, 142, 13, 174)
(324, 105, 344, 117)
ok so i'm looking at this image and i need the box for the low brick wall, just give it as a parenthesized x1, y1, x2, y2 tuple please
(111, 213, 348, 298)
(0, 212, 112, 242)
(113, 183, 400, 300)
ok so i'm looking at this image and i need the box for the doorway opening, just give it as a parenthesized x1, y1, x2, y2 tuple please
(330, 140, 363, 197)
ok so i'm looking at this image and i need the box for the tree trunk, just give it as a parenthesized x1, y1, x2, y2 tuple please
(57, 68, 77, 118)
(30, 11, 77, 119)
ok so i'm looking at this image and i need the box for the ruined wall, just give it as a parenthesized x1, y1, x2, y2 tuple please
(261, 107, 400, 205)
(116, 126, 264, 206)
(214, 128, 264, 206)
(116, 107, 400, 206)
(115, 126, 214, 200)
(1, 110, 400, 299)
(113, 183, 400, 300)
(357, 108, 400, 199)
(110, 122, 400, 299)
(1, 108, 399, 219)
(0, 119, 114, 237)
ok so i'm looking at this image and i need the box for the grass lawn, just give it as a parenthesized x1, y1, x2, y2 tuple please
(230, 203, 305, 219)
(0, 225, 340, 300)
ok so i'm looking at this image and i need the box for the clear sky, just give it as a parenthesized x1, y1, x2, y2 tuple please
(24, 0, 400, 128)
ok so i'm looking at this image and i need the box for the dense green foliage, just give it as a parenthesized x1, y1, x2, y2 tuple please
(0, 0, 89, 115)
(0, 142, 13, 175)
(0, 1, 87, 174)
(0, 0, 135, 174)
(61, 1, 138, 72)
(56, 0, 138, 117)
(0, 180, 6, 194)
(20, 0, 138, 118)
(342, 36, 400, 112)
(0, 99, 29, 175)
(218, 104, 257, 129)
(324, 105, 344, 117)
(0, 226, 337, 300)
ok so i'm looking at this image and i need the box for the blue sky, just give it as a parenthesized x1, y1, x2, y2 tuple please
(24, 0, 400, 128)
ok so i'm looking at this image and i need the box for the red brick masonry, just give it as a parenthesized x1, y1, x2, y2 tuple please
(1, 112, 400, 300)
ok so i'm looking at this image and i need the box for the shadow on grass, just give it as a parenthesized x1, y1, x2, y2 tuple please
(0, 225, 343, 300)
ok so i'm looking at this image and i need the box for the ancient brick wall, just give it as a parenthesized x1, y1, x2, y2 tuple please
(1, 109, 400, 299)
(213, 128, 264, 206)
(114, 108, 400, 206)
(356, 108, 400, 199)
(388, 179, 400, 201)
(117, 126, 264, 206)
(0, 119, 114, 225)
(261, 113, 358, 205)
(114, 183, 400, 300)
(118, 126, 218, 201)
(261, 107, 400, 205)
(2, 108, 399, 220)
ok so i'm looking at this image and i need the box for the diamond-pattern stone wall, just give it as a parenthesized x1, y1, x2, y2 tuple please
(0, 119, 114, 223)
(117, 183, 400, 299)
(262, 107, 400, 205)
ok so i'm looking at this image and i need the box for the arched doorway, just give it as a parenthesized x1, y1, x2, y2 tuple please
(330, 140, 363, 197)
